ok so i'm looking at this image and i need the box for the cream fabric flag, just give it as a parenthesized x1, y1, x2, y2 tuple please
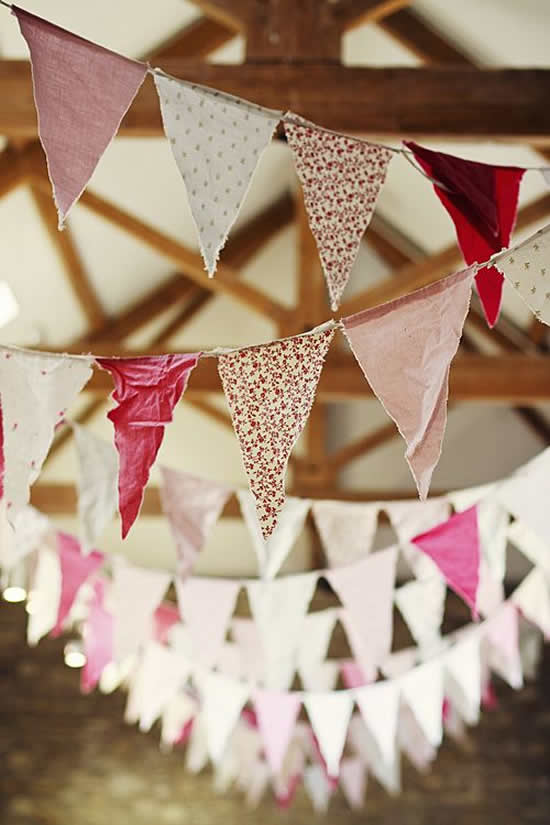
(237, 490, 311, 579)
(497, 453, 550, 545)
(300, 660, 340, 692)
(175, 577, 240, 668)
(484, 602, 523, 689)
(231, 617, 264, 683)
(398, 704, 437, 773)
(201, 671, 249, 764)
(186, 712, 209, 774)
(354, 679, 401, 766)
(493, 224, 550, 325)
(444, 633, 482, 725)
(154, 72, 281, 275)
(399, 660, 444, 749)
(303, 764, 332, 813)
(348, 714, 401, 795)
(511, 567, 550, 638)
(161, 693, 196, 751)
(385, 498, 450, 580)
(73, 424, 118, 553)
(130, 642, 191, 733)
(27, 543, 61, 646)
(303, 690, 354, 778)
(508, 520, 550, 579)
(340, 757, 367, 810)
(394, 576, 446, 650)
(312, 500, 379, 567)
(0, 349, 93, 517)
(297, 608, 339, 682)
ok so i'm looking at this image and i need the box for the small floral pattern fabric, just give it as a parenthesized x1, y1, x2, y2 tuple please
(285, 116, 392, 310)
(218, 326, 335, 540)
(493, 223, 550, 325)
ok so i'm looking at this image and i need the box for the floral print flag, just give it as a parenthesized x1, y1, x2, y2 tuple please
(492, 224, 550, 325)
(285, 115, 392, 310)
(218, 326, 335, 540)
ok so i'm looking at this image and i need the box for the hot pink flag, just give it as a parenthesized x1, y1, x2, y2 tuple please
(405, 141, 525, 327)
(81, 580, 113, 693)
(97, 354, 200, 538)
(52, 531, 103, 637)
(160, 466, 231, 579)
(285, 116, 392, 310)
(13, 7, 148, 227)
(412, 506, 480, 615)
(343, 268, 474, 499)
(254, 690, 302, 777)
(218, 326, 334, 540)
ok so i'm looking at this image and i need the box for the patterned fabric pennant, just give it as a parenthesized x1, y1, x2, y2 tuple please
(160, 466, 231, 579)
(52, 531, 103, 637)
(394, 576, 446, 650)
(285, 116, 392, 310)
(13, 7, 147, 227)
(253, 690, 302, 777)
(73, 424, 118, 554)
(0, 348, 93, 518)
(492, 224, 550, 325)
(154, 72, 281, 275)
(97, 354, 200, 538)
(175, 576, 240, 668)
(81, 580, 113, 694)
(219, 326, 335, 540)
(354, 679, 400, 765)
(343, 269, 473, 499)
(304, 691, 354, 779)
(312, 500, 379, 567)
(201, 672, 249, 764)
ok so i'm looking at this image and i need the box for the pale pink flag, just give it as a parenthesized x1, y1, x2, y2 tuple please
(13, 7, 148, 227)
(81, 580, 113, 694)
(343, 268, 474, 499)
(52, 531, 103, 637)
(175, 576, 240, 668)
(325, 547, 398, 671)
(412, 506, 480, 616)
(253, 690, 302, 776)
(312, 500, 379, 567)
(160, 466, 231, 579)
(218, 325, 335, 540)
(484, 602, 523, 689)
(339, 757, 367, 810)
(285, 116, 392, 310)
(511, 567, 550, 639)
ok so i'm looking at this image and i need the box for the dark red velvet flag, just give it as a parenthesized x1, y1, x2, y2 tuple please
(97, 354, 200, 538)
(405, 142, 525, 327)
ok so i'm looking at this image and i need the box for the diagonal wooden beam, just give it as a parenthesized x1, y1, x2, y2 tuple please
(336, 0, 415, 29)
(146, 16, 236, 61)
(379, 8, 474, 65)
(0, 145, 25, 199)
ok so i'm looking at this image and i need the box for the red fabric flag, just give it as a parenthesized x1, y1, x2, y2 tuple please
(97, 354, 200, 538)
(412, 506, 480, 616)
(13, 7, 147, 227)
(405, 141, 525, 327)
(52, 531, 103, 637)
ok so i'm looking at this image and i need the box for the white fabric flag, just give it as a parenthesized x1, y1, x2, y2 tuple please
(130, 642, 191, 732)
(354, 679, 400, 766)
(175, 576, 240, 668)
(247, 573, 318, 689)
(186, 712, 209, 774)
(348, 714, 401, 795)
(217, 642, 243, 679)
(27, 543, 61, 646)
(231, 617, 264, 683)
(110, 556, 171, 663)
(398, 704, 437, 773)
(73, 424, 118, 553)
(201, 671, 249, 764)
(385, 499, 450, 580)
(511, 567, 550, 638)
(300, 660, 340, 692)
(381, 646, 418, 679)
(508, 520, 550, 579)
(0, 503, 49, 570)
(0, 349, 93, 517)
(297, 608, 339, 679)
(154, 72, 281, 275)
(245, 759, 271, 809)
(312, 500, 379, 567)
(238, 490, 311, 579)
(497, 453, 550, 544)
(484, 602, 523, 689)
(303, 764, 332, 813)
(444, 633, 482, 725)
(303, 691, 354, 778)
(399, 660, 444, 748)
(340, 757, 367, 810)
(394, 576, 446, 650)
(161, 693, 196, 751)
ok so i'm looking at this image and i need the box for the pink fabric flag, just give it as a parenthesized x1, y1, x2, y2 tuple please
(253, 690, 302, 777)
(343, 269, 474, 499)
(285, 116, 392, 310)
(52, 531, 103, 637)
(218, 326, 334, 540)
(81, 580, 113, 693)
(412, 506, 480, 615)
(175, 576, 240, 668)
(13, 7, 147, 227)
(97, 354, 200, 538)
(160, 466, 231, 578)
(152, 602, 180, 644)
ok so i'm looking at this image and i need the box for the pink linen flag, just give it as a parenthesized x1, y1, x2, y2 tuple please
(160, 466, 231, 578)
(81, 580, 113, 694)
(97, 354, 200, 538)
(218, 326, 334, 540)
(52, 531, 103, 637)
(343, 268, 474, 499)
(175, 577, 240, 668)
(285, 116, 392, 310)
(253, 690, 302, 776)
(411, 506, 480, 615)
(13, 7, 148, 227)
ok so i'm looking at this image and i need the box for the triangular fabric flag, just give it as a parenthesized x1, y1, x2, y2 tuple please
(484, 602, 523, 689)
(325, 547, 398, 670)
(186, 712, 210, 773)
(201, 671, 249, 764)
(311, 500, 379, 567)
(152, 602, 180, 644)
(450, 486, 508, 583)
(52, 531, 103, 637)
(492, 224, 550, 326)
(394, 576, 446, 650)
(508, 520, 550, 579)
(175, 576, 240, 668)
(348, 714, 401, 796)
(231, 618, 264, 683)
(381, 646, 418, 679)
(343, 268, 473, 499)
(399, 660, 444, 749)
(27, 543, 61, 646)
(497, 452, 550, 546)
(154, 72, 281, 275)
(97, 354, 200, 538)
(160, 466, 231, 579)
(160, 693, 196, 751)
(217, 642, 243, 680)
(398, 703, 437, 773)
(511, 567, 550, 639)
(300, 660, 340, 692)
(303, 691, 354, 779)
(444, 632, 482, 725)
(354, 679, 401, 765)
(0, 348, 93, 517)
(81, 580, 113, 694)
(341, 659, 377, 690)
(412, 506, 480, 615)
(131, 642, 190, 733)
(285, 116, 392, 310)
(244, 759, 271, 809)
(110, 556, 171, 663)
(339, 757, 367, 810)
(219, 325, 335, 540)
(303, 764, 332, 813)
(247, 573, 318, 689)
(73, 424, 118, 553)
(13, 7, 147, 227)
(253, 690, 302, 777)
(405, 141, 525, 326)
(297, 608, 339, 680)
(0, 504, 50, 571)
(385, 498, 450, 580)
(237, 490, 311, 579)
